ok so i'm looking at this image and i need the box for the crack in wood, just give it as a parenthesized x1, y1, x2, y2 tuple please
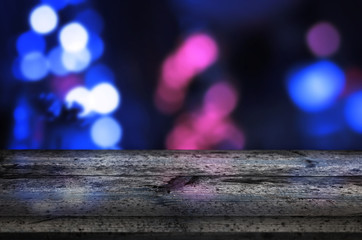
(155, 176, 201, 193)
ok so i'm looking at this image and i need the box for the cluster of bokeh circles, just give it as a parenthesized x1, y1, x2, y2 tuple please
(287, 21, 362, 140)
(12, 0, 122, 149)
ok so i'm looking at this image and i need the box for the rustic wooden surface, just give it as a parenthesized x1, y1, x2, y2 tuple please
(0, 150, 361, 238)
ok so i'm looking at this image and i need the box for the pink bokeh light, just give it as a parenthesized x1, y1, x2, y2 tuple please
(166, 82, 244, 150)
(306, 21, 341, 57)
(203, 82, 238, 117)
(177, 33, 218, 72)
(155, 33, 219, 114)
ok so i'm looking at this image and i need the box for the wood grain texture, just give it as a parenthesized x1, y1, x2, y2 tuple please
(0, 150, 361, 235)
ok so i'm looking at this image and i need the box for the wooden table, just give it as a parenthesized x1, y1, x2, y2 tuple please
(0, 150, 361, 239)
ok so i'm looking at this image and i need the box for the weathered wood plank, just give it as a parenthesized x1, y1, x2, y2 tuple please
(0, 176, 361, 216)
(0, 217, 361, 232)
(0, 150, 361, 235)
(1, 150, 361, 177)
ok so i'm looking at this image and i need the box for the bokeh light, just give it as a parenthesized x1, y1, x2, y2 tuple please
(344, 91, 362, 133)
(203, 82, 238, 117)
(87, 32, 104, 61)
(48, 47, 69, 76)
(156, 32, 219, 114)
(178, 33, 218, 72)
(89, 83, 120, 115)
(59, 22, 89, 53)
(29, 5, 58, 34)
(65, 86, 92, 117)
(41, 0, 68, 10)
(165, 80, 243, 150)
(91, 117, 122, 148)
(13, 101, 30, 140)
(306, 21, 341, 57)
(16, 31, 46, 56)
(61, 48, 91, 72)
(161, 33, 218, 90)
(287, 60, 345, 112)
(20, 52, 49, 81)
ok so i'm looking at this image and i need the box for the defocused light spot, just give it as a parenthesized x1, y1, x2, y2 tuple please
(89, 83, 120, 114)
(61, 48, 91, 72)
(59, 22, 89, 52)
(29, 5, 58, 34)
(203, 82, 238, 117)
(65, 86, 91, 117)
(87, 32, 104, 61)
(345, 91, 362, 133)
(13, 102, 30, 140)
(14, 103, 28, 121)
(85, 64, 114, 88)
(76, 9, 104, 34)
(287, 60, 345, 112)
(179, 33, 218, 72)
(20, 52, 49, 81)
(161, 33, 218, 90)
(41, 0, 68, 10)
(91, 117, 122, 148)
(48, 47, 68, 76)
(306, 21, 340, 57)
(156, 33, 219, 114)
(16, 31, 46, 56)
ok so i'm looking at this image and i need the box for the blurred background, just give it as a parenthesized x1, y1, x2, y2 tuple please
(1, 0, 362, 150)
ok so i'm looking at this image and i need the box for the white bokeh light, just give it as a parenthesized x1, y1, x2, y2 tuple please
(89, 83, 120, 114)
(62, 48, 91, 72)
(65, 86, 92, 117)
(59, 22, 89, 52)
(91, 117, 122, 148)
(30, 5, 58, 34)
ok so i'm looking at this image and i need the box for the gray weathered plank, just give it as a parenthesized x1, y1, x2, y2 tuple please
(0, 150, 361, 234)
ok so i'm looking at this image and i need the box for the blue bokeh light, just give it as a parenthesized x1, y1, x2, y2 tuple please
(76, 9, 104, 34)
(20, 52, 49, 81)
(85, 64, 115, 88)
(61, 48, 91, 72)
(41, 0, 68, 10)
(16, 31, 46, 56)
(13, 102, 30, 140)
(48, 47, 69, 76)
(87, 32, 104, 61)
(29, 5, 58, 34)
(344, 91, 362, 133)
(91, 117, 122, 148)
(287, 60, 345, 112)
